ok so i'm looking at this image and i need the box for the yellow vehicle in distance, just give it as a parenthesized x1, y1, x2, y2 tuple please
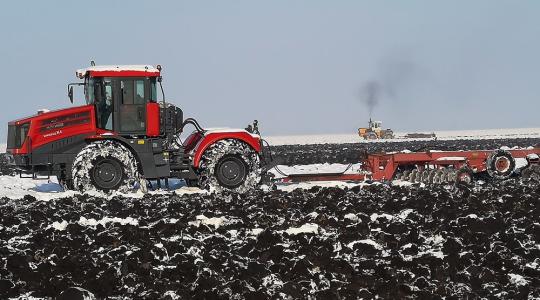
(358, 119, 395, 140)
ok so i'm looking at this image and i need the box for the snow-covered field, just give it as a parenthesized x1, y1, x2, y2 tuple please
(1, 132, 540, 299)
(2, 177, 538, 298)
(266, 127, 540, 145)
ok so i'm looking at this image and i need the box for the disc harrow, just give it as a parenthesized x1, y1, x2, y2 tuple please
(282, 148, 540, 185)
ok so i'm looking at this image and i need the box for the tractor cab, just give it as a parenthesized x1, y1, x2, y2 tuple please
(71, 65, 164, 137)
(369, 119, 382, 130)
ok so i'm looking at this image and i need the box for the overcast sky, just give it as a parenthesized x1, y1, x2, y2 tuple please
(1, 1, 539, 140)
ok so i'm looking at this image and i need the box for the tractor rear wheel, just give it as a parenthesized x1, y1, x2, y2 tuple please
(365, 132, 378, 140)
(198, 139, 261, 193)
(72, 140, 139, 193)
(382, 132, 394, 139)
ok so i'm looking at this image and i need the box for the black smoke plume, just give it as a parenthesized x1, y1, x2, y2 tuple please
(360, 56, 418, 117)
(361, 80, 381, 117)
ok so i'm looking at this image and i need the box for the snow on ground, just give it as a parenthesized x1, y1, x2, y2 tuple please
(2, 155, 531, 200)
(0, 176, 76, 201)
(266, 127, 540, 145)
(0, 176, 206, 201)
(269, 163, 368, 192)
(270, 163, 362, 178)
(0, 164, 367, 201)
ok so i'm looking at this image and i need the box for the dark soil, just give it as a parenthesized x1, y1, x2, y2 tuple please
(1, 182, 539, 299)
(1, 138, 539, 299)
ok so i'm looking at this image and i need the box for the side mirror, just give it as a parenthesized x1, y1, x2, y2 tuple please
(68, 86, 74, 103)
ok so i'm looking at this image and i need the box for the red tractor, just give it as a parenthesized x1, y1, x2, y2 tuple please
(6, 64, 268, 193)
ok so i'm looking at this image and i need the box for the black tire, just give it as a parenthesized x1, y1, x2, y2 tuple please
(521, 167, 533, 179)
(522, 165, 540, 181)
(198, 139, 261, 193)
(486, 149, 515, 180)
(382, 131, 394, 139)
(365, 132, 378, 140)
(72, 140, 139, 192)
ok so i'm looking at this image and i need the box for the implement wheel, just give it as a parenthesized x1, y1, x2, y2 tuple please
(486, 150, 515, 180)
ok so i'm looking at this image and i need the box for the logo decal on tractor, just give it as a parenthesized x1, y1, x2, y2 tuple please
(43, 130, 63, 138)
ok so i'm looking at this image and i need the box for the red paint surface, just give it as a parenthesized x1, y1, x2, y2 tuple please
(8, 105, 101, 154)
(146, 102, 160, 137)
(183, 132, 203, 153)
(283, 148, 540, 183)
(191, 131, 262, 168)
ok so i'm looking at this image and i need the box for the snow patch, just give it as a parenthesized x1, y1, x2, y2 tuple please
(397, 209, 414, 220)
(189, 215, 228, 229)
(370, 213, 394, 222)
(78, 216, 139, 227)
(76, 65, 159, 77)
(250, 228, 264, 236)
(285, 223, 319, 235)
(508, 273, 529, 286)
(347, 239, 383, 250)
(344, 213, 359, 222)
(50, 220, 68, 231)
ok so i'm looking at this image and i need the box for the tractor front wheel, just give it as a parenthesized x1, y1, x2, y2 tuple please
(72, 140, 139, 193)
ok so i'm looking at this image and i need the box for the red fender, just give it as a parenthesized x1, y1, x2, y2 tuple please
(191, 130, 262, 168)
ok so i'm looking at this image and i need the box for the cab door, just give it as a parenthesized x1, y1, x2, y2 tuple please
(114, 78, 147, 135)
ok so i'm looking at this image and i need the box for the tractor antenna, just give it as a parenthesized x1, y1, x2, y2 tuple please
(90, 60, 95, 66)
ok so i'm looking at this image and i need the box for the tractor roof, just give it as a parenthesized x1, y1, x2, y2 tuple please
(76, 65, 160, 78)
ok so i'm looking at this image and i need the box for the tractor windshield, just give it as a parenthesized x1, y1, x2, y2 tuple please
(85, 77, 101, 104)
(84, 77, 113, 130)
(150, 78, 158, 102)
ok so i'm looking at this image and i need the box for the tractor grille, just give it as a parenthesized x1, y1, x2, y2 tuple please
(7, 123, 30, 150)
(39, 111, 91, 133)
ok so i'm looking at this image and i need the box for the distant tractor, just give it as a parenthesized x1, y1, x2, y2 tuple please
(358, 119, 394, 140)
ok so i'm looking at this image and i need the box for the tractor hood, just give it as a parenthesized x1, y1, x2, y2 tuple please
(7, 105, 97, 153)
(8, 105, 93, 126)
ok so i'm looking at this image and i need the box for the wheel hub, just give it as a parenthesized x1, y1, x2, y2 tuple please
(216, 155, 247, 188)
(97, 163, 116, 182)
(221, 161, 241, 180)
(92, 158, 123, 190)
(494, 157, 511, 173)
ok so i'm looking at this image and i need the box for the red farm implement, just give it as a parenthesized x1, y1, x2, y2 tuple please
(282, 148, 540, 184)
